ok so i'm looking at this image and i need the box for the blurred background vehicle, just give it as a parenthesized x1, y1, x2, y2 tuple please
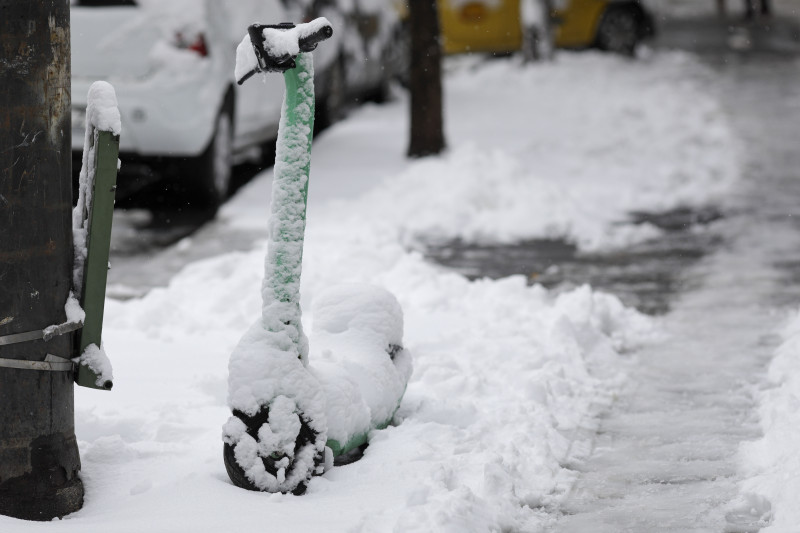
(70, 0, 405, 209)
(438, 0, 529, 55)
(302, 0, 408, 125)
(438, 0, 655, 56)
(554, 0, 655, 54)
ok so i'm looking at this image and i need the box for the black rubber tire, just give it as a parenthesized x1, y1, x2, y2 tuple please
(392, 23, 410, 88)
(188, 102, 233, 210)
(223, 406, 323, 495)
(596, 8, 640, 56)
(317, 59, 346, 129)
(373, 24, 409, 100)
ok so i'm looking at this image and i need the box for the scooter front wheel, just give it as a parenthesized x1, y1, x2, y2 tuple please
(223, 400, 324, 495)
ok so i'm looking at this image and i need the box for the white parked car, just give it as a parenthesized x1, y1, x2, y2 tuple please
(71, 0, 404, 208)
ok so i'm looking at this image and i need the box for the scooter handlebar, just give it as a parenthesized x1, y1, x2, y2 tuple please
(236, 19, 333, 84)
(299, 24, 334, 52)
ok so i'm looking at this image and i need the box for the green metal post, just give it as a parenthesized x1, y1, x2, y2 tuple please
(75, 129, 119, 390)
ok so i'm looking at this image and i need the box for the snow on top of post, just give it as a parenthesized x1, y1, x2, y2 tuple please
(87, 81, 121, 135)
(72, 81, 120, 294)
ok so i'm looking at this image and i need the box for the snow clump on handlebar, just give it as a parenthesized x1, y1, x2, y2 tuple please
(235, 17, 333, 84)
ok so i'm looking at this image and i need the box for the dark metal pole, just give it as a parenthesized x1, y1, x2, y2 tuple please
(0, 0, 84, 521)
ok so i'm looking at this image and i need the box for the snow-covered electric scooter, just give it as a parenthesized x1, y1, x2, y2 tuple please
(223, 19, 412, 495)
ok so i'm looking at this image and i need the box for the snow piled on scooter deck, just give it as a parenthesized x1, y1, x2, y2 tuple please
(310, 284, 412, 448)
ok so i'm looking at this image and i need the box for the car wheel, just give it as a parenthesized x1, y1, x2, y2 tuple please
(392, 23, 410, 88)
(191, 105, 233, 209)
(596, 8, 640, 56)
(372, 61, 392, 105)
(317, 58, 345, 129)
(374, 24, 409, 100)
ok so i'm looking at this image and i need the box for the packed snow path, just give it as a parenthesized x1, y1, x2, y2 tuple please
(551, 53, 800, 532)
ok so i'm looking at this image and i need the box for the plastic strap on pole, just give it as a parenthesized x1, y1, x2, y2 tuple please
(0, 354, 75, 372)
(0, 321, 83, 347)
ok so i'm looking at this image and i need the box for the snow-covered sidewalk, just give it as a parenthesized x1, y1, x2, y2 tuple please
(743, 309, 800, 532)
(2, 52, 740, 532)
(553, 213, 780, 532)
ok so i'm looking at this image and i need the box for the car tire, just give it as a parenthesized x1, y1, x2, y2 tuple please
(190, 102, 233, 209)
(371, 64, 392, 105)
(317, 58, 345, 129)
(392, 23, 410, 88)
(373, 24, 409, 101)
(596, 8, 640, 56)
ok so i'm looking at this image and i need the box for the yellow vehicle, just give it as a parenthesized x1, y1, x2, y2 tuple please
(438, 0, 655, 55)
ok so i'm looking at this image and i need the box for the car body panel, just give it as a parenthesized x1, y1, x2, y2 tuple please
(71, 0, 405, 201)
(439, 0, 523, 54)
(437, 0, 653, 54)
(71, 7, 158, 79)
(553, 0, 609, 47)
(71, 0, 287, 158)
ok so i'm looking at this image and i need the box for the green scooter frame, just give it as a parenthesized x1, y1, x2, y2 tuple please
(223, 19, 410, 495)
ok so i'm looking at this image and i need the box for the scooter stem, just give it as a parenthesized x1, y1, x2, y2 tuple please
(260, 52, 316, 361)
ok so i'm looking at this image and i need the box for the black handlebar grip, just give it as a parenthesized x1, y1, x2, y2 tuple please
(298, 24, 334, 53)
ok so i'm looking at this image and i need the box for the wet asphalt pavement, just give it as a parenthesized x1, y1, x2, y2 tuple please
(426, 208, 723, 316)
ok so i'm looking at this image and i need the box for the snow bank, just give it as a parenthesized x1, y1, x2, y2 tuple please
(341, 144, 664, 249)
(41, 202, 655, 531)
(44, 230, 654, 532)
(235, 52, 738, 252)
(440, 53, 735, 249)
(739, 311, 800, 531)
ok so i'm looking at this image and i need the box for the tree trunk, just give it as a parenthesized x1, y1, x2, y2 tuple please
(0, 0, 84, 520)
(407, 0, 446, 158)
